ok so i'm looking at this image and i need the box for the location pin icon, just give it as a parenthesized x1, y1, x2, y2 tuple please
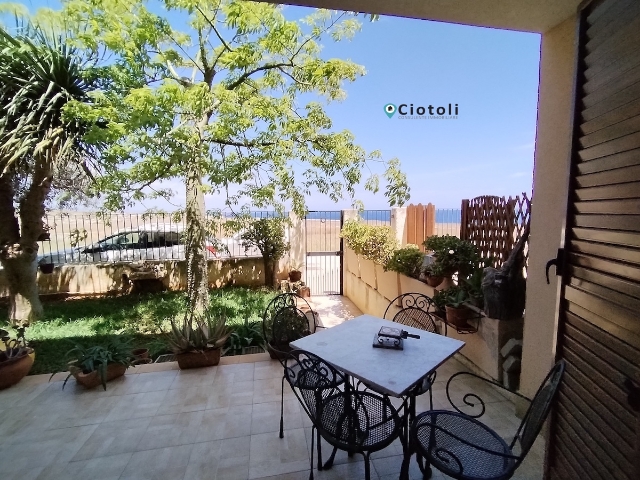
(384, 103, 396, 118)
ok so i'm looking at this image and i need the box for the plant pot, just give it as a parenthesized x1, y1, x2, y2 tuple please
(39, 263, 54, 274)
(425, 276, 444, 288)
(445, 305, 474, 328)
(176, 348, 221, 369)
(71, 363, 127, 389)
(132, 348, 149, 360)
(0, 350, 34, 390)
(288, 270, 302, 282)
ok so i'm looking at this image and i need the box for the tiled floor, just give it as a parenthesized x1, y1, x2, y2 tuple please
(0, 297, 544, 480)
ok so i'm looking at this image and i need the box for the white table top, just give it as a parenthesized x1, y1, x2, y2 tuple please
(290, 314, 465, 397)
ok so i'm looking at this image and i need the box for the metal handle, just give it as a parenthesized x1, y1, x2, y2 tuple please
(624, 377, 640, 412)
(545, 248, 565, 284)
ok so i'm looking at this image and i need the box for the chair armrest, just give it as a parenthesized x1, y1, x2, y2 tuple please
(445, 372, 531, 418)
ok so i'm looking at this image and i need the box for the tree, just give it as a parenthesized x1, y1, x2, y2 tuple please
(58, 0, 410, 315)
(239, 217, 289, 289)
(0, 21, 100, 325)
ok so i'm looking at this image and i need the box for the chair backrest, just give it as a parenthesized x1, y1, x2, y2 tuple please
(263, 293, 314, 344)
(384, 293, 439, 334)
(511, 360, 566, 457)
(286, 349, 401, 451)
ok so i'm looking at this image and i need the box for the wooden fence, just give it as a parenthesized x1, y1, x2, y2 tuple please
(406, 203, 436, 251)
(460, 194, 531, 267)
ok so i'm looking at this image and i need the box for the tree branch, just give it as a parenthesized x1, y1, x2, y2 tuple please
(226, 62, 293, 90)
(196, 5, 234, 54)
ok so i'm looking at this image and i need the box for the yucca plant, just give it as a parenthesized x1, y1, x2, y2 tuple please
(0, 19, 101, 326)
(168, 309, 232, 355)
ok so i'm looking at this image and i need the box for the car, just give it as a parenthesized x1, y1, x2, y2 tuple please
(38, 224, 224, 267)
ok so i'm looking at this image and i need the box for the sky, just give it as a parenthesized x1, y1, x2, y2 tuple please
(12, 1, 542, 212)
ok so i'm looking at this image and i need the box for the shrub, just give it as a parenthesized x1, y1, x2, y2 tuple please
(341, 220, 398, 265)
(385, 244, 424, 278)
(423, 235, 481, 277)
(240, 217, 290, 288)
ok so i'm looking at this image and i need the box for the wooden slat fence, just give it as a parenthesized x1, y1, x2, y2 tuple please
(406, 203, 436, 251)
(460, 193, 531, 268)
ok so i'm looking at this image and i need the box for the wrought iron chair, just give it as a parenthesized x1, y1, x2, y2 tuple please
(262, 293, 340, 437)
(285, 349, 406, 480)
(383, 293, 443, 412)
(401, 360, 565, 480)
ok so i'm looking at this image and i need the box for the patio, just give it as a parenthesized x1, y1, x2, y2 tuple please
(0, 296, 545, 480)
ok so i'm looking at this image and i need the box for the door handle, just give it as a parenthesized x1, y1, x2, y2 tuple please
(624, 377, 640, 412)
(545, 248, 565, 284)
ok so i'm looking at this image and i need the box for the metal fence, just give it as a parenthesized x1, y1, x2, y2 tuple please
(37, 212, 277, 265)
(359, 210, 391, 226)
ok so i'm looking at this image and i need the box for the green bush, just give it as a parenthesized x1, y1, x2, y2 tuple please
(385, 244, 424, 278)
(423, 235, 481, 277)
(341, 220, 398, 265)
(240, 217, 290, 288)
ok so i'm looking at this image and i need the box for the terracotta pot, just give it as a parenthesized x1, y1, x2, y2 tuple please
(425, 276, 444, 288)
(132, 348, 149, 360)
(71, 363, 127, 389)
(445, 305, 474, 328)
(288, 270, 302, 282)
(176, 349, 221, 369)
(0, 351, 34, 390)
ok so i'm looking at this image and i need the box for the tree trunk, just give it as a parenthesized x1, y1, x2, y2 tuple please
(263, 256, 278, 289)
(1, 245, 43, 325)
(185, 167, 209, 316)
(0, 171, 45, 326)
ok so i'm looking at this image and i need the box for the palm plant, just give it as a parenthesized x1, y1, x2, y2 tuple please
(0, 19, 100, 325)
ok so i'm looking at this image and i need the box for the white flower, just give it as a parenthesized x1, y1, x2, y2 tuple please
(448, 249, 455, 254)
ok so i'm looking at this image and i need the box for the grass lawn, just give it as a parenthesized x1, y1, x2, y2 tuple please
(0, 287, 276, 375)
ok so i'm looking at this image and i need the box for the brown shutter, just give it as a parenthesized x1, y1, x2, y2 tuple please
(547, 0, 640, 478)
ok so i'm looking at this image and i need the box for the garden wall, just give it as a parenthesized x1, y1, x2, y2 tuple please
(0, 257, 266, 298)
(343, 245, 523, 382)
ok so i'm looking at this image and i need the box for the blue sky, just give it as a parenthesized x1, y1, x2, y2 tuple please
(11, 1, 541, 211)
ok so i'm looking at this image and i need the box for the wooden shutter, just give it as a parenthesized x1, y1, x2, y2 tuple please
(547, 0, 640, 478)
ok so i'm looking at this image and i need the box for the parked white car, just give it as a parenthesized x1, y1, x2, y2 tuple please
(38, 224, 223, 266)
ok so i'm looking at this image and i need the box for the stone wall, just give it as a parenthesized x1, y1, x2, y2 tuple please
(0, 257, 266, 298)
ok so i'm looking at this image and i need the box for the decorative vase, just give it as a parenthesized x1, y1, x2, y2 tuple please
(288, 270, 302, 282)
(71, 363, 127, 389)
(445, 305, 474, 328)
(0, 350, 34, 390)
(425, 276, 444, 288)
(175, 348, 221, 369)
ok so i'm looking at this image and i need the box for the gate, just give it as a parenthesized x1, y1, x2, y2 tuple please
(304, 211, 343, 295)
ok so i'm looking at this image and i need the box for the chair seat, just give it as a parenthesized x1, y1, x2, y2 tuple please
(317, 392, 402, 451)
(413, 410, 516, 480)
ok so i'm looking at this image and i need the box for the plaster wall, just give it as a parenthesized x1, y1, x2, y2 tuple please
(520, 14, 578, 399)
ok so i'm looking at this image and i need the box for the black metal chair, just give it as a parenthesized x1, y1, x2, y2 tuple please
(262, 293, 340, 438)
(401, 360, 566, 480)
(383, 293, 443, 412)
(285, 349, 406, 480)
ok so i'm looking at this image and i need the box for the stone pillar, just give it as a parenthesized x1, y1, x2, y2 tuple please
(390, 207, 407, 246)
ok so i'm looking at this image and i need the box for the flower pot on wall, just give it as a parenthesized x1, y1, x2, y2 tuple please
(176, 349, 221, 369)
(445, 305, 474, 328)
(425, 276, 444, 288)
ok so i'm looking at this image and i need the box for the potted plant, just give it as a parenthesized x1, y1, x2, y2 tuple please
(168, 310, 231, 369)
(423, 262, 446, 288)
(444, 286, 474, 328)
(432, 289, 448, 319)
(287, 260, 304, 283)
(423, 235, 481, 279)
(61, 338, 133, 390)
(131, 348, 150, 361)
(0, 328, 34, 390)
(385, 245, 424, 279)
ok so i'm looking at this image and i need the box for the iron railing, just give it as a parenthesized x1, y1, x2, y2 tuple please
(434, 209, 461, 237)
